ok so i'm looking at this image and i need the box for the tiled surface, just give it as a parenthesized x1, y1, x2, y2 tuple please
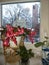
(0, 54, 42, 65)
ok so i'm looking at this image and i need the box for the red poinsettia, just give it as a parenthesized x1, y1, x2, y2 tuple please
(3, 24, 37, 47)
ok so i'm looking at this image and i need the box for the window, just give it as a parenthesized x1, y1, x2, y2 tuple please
(2, 2, 40, 43)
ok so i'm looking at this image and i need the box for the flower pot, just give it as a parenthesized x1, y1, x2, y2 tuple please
(20, 59, 30, 65)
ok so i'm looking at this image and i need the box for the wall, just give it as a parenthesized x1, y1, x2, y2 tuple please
(40, 0, 49, 41)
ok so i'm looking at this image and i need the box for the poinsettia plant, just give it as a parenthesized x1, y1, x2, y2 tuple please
(1, 24, 37, 47)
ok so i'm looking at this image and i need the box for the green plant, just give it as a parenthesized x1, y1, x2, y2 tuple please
(16, 45, 34, 62)
(34, 36, 49, 47)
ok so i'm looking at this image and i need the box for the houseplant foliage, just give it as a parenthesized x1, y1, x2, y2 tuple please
(16, 45, 34, 65)
(34, 36, 49, 47)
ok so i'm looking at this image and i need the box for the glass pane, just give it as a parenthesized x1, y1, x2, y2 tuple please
(2, 2, 40, 43)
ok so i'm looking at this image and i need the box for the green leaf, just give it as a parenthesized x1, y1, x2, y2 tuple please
(45, 36, 49, 39)
(34, 42, 44, 47)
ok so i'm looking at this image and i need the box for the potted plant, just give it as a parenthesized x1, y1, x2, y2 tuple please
(1, 24, 36, 65)
(16, 45, 34, 65)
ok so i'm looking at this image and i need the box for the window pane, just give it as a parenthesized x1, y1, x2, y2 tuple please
(2, 2, 40, 43)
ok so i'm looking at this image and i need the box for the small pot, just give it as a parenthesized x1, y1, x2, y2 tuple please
(20, 59, 30, 65)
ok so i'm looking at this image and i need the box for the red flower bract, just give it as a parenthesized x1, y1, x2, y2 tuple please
(3, 38, 9, 47)
(3, 24, 37, 46)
